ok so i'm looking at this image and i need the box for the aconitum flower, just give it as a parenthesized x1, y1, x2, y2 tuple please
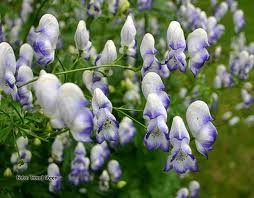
(0, 42, 18, 100)
(107, 160, 122, 182)
(165, 21, 187, 72)
(176, 188, 189, 198)
(229, 116, 240, 126)
(91, 143, 110, 171)
(16, 65, 34, 109)
(205, 17, 225, 45)
(57, 83, 93, 142)
(187, 28, 210, 76)
(143, 94, 169, 151)
(241, 86, 254, 108)
(230, 50, 253, 80)
(31, 14, 59, 65)
(138, 0, 152, 11)
(48, 163, 61, 193)
(142, 72, 170, 110)
(21, 0, 33, 22)
(87, 0, 103, 17)
(10, 136, 32, 173)
(119, 117, 136, 145)
(95, 40, 117, 66)
(189, 180, 200, 198)
(16, 43, 33, 69)
(214, 64, 234, 88)
(83, 70, 109, 95)
(74, 20, 92, 59)
(164, 116, 198, 174)
(214, 2, 228, 21)
(120, 15, 137, 57)
(34, 70, 63, 128)
(186, 100, 218, 158)
(92, 88, 119, 143)
(140, 33, 169, 78)
(99, 170, 110, 191)
(233, 10, 245, 33)
(51, 136, 64, 162)
(69, 142, 90, 185)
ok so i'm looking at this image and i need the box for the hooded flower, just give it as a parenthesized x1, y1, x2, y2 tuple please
(214, 2, 228, 21)
(186, 100, 218, 158)
(30, 14, 59, 65)
(233, 10, 245, 33)
(230, 50, 253, 80)
(34, 70, 63, 128)
(119, 117, 136, 145)
(176, 187, 189, 198)
(95, 40, 117, 66)
(83, 70, 109, 95)
(74, 20, 92, 59)
(48, 163, 61, 193)
(0, 42, 18, 100)
(205, 16, 225, 45)
(189, 180, 200, 198)
(142, 72, 170, 110)
(56, 83, 93, 142)
(87, 0, 103, 17)
(16, 65, 34, 109)
(51, 136, 64, 162)
(10, 136, 32, 173)
(99, 170, 110, 191)
(140, 33, 169, 78)
(187, 28, 210, 76)
(16, 43, 33, 69)
(68, 142, 90, 185)
(91, 142, 110, 171)
(214, 64, 234, 88)
(107, 160, 122, 182)
(143, 93, 169, 151)
(120, 15, 137, 57)
(165, 21, 187, 72)
(164, 116, 198, 174)
(92, 88, 119, 143)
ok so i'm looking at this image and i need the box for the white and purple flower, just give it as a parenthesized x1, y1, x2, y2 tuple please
(107, 160, 122, 182)
(186, 100, 218, 158)
(164, 116, 198, 174)
(165, 21, 187, 72)
(187, 28, 210, 76)
(92, 88, 119, 143)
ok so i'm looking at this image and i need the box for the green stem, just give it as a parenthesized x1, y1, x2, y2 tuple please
(55, 53, 67, 82)
(114, 108, 147, 129)
(12, 129, 21, 159)
(17, 77, 38, 88)
(55, 64, 138, 76)
(9, 103, 24, 124)
(18, 64, 139, 88)
(114, 107, 144, 112)
(114, 53, 125, 64)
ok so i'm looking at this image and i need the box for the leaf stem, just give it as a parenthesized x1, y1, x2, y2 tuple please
(113, 108, 147, 129)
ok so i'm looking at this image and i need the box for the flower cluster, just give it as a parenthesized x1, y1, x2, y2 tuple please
(68, 142, 90, 185)
(176, 180, 200, 198)
(35, 71, 94, 142)
(10, 136, 32, 173)
(214, 64, 234, 88)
